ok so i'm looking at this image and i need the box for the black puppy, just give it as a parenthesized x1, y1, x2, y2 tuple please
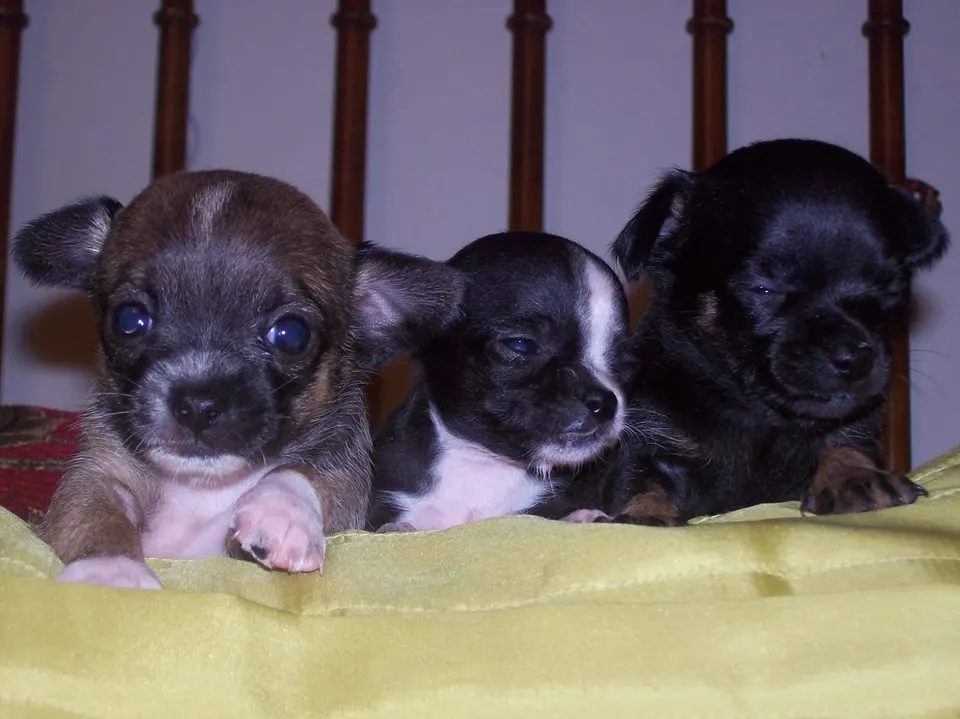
(369, 231, 631, 532)
(597, 138, 949, 525)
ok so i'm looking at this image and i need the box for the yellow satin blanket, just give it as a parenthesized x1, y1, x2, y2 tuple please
(2, 448, 960, 718)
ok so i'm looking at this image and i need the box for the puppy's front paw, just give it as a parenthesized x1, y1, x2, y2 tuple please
(57, 556, 162, 590)
(230, 469, 326, 573)
(562, 509, 611, 524)
(803, 446, 928, 515)
(613, 513, 684, 527)
(375, 521, 418, 534)
(802, 470, 927, 515)
(613, 486, 683, 527)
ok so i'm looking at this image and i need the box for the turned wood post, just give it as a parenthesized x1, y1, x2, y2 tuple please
(0, 0, 27, 381)
(152, 0, 197, 178)
(330, 0, 375, 245)
(863, 0, 911, 472)
(330, 0, 378, 420)
(687, 0, 733, 171)
(507, 0, 551, 231)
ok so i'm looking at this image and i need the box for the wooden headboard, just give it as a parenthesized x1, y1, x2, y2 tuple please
(0, 0, 921, 473)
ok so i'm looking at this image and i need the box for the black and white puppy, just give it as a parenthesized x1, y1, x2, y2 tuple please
(13, 169, 463, 588)
(368, 231, 631, 532)
(595, 138, 949, 525)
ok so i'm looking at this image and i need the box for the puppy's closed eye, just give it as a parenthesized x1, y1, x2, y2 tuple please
(750, 284, 783, 297)
(837, 296, 887, 332)
(498, 336, 540, 358)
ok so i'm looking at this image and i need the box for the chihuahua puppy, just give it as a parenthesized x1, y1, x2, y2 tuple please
(596, 139, 949, 525)
(368, 231, 631, 532)
(13, 170, 463, 588)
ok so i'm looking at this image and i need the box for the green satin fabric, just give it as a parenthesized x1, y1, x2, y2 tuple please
(2, 448, 959, 718)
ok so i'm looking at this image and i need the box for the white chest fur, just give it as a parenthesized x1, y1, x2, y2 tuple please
(140, 464, 275, 559)
(392, 414, 550, 531)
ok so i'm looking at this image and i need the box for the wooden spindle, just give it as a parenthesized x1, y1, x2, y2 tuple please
(863, 0, 911, 472)
(152, 0, 198, 178)
(330, 0, 375, 245)
(507, 0, 552, 231)
(687, 0, 733, 171)
(0, 0, 27, 382)
(330, 0, 378, 419)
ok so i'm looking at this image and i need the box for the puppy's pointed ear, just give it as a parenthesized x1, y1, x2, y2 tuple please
(888, 181, 950, 271)
(12, 196, 122, 291)
(352, 243, 465, 372)
(612, 170, 693, 282)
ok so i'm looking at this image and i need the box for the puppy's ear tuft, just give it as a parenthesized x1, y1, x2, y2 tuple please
(888, 182, 950, 271)
(12, 196, 122, 291)
(352, 243, 465, 372)
(612, 170, 693, 282)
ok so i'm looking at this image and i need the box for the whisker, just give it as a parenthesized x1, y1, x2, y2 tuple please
(909, 348, 948, 359)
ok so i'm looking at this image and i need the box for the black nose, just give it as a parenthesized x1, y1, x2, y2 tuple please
(830, 340, 875, 381)
(583, 387, 618, 422)
(169, 387, 224, 436)
(561, 387, 618, 434)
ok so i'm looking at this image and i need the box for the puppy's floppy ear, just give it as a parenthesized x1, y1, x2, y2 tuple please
(612, 170, 693, 282)
(12, 196, 122, 291)
(352, 243, 465, 372)
(888, 181, 950, 271)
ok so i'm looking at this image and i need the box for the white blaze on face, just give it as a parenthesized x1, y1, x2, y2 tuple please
(530, 255, 628, 472)
(159, 349, 219, 380)
(191, 181, 234, 237)
(578, 257, 626, 427)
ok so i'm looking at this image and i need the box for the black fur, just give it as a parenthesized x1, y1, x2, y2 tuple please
(12, 196, 122, 290)
(369, 231, 631, 531)
(596, 138, 949, 523)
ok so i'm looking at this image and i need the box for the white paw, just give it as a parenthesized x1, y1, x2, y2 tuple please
(57, 555, 162, 590)
(562, 508, 611, 524)
(230, 469, 326, 573)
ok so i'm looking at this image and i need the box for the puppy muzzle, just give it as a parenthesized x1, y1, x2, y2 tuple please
(533, 374, 625, 470)
(768, 320, 888, 419)
(132, 351, 277, 465)
(560, 386, 619, 436)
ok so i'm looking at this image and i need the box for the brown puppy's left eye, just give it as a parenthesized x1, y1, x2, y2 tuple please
(113, 302, 153, 336)
(264, 315, 311, 355)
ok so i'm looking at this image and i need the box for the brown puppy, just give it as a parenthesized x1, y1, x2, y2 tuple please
(13, 170, 463, 589)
